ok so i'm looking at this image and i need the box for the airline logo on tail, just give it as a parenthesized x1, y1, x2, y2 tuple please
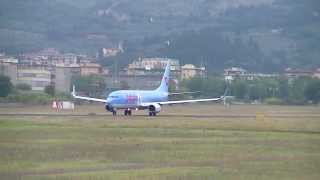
(165, 77, 169, 86)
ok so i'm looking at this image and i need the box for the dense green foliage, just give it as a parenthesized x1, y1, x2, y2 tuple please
(44, 85, 55, 96)
(0, 92, 51, 105)
(161, 29, 264, 72)
(15, 83, 31, 91)
(305, 79, 320, 103)
(183, 76, 320, 104)
(0, 75, 12, 97)
(181, 76, 226, 98)
(0, 91, 73, 105)
(0, 82, 71, 104)
(0, 0, 319, 71)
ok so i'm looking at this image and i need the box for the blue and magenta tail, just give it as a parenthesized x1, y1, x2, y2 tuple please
(156, 61, 170, 93)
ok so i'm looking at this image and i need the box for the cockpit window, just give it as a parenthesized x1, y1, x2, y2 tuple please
(109, 96, 119, 98)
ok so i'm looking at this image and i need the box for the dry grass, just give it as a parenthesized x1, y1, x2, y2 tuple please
(0, 104, 319, 180)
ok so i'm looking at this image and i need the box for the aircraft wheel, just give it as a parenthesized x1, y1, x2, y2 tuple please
(149, 112, 156, 116)
(128, 110, 132, 116)
(112, 110, 117, 116)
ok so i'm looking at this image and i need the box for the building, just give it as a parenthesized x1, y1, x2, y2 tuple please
(126, 57, 208, 82)
(104, 74, 163, 91)
(55, 63, 105, 93)
(80, 63, 103, 76)
(19, 48, 95, 67)
(55, 65, 81, 93)
(284, 68, 314, 79)
(224, 67, 276, 81)
(0, 54, 18, 85)
(102, 67, 110, 75)
(17, 65, 52, 91)
(127, 58, 180, 80)
(313, 68, 320, 79)
(77, 55, 96, 64)
(15, 49, 101, 93)
(0, 49, 105, 93)
(107, 57, 182, 90)
(102, 48, 122, 57)
(224, 67, 248, 81)
(128, 58, 180, 72)
(181, 64, 206, 79)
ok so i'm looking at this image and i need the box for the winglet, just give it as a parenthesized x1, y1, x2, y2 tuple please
(220, 85, 229, 99)
(72, 85, 76, 97)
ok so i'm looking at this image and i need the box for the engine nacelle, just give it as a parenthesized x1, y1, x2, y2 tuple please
(105, 104, 113, 112)
(149, 103, 161, 113)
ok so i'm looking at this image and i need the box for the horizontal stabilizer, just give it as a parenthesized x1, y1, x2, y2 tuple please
(169, 91, 200, 96)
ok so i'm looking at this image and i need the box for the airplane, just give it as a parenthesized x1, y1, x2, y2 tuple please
(72, 61, 227, 116)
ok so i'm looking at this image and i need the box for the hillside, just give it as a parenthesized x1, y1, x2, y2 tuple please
(0, 0, 319, 72)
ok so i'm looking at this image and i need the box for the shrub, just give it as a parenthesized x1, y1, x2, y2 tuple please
(44, 85, 55, 96)
(265, 97, 284, 105)
(15, 83, 32, 91)
(4, 93, 52, 105)
(0, 75, 13, 97)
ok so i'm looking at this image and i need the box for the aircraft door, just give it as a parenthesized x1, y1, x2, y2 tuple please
(137, 94, 142, 105)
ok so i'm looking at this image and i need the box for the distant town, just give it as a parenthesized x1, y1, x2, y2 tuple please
(0, 48, 320, 95)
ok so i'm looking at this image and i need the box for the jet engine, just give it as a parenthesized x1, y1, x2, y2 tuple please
(149, 103, 161, 113)
(105, 104, 113, 112)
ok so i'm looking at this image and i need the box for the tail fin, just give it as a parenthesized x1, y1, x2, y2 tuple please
(156, 61, 170, 92)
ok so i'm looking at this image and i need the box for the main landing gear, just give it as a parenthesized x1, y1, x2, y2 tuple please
(110, 109, 132, 116)
(124, 109, 132, 116)
(149, 112, 157, 116)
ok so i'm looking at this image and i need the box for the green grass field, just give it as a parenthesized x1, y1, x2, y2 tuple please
(0, 104, 320, 180)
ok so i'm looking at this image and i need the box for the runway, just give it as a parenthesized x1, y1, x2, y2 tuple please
(0, 113, 319, 119)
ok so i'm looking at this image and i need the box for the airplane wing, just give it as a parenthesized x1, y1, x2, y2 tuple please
(157, 97, 223, 105)
(73, 94, 107, 103)
(71, 85, 107, 103)
(146, 88, 228, 106)
(140, 97, 223, 107)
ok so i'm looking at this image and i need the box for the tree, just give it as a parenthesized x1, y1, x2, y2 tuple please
(202, 77, 226, 97)
(304, 79, 320, 104)
(0, 75, 13, 97)
(120, 80, 130, 90)
(278, 77, 289, 101)
(16, 83, 31, 91)
(182, 76, 204, 97)
(72, 75, 106, 97)
(231, 80, 248, 100)
(288, 77, 311, 104)
(182, 76, 226, 98)
(44, 85, 55, 96)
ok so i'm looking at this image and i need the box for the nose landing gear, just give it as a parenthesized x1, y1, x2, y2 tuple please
(106, 104, 117, 116)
